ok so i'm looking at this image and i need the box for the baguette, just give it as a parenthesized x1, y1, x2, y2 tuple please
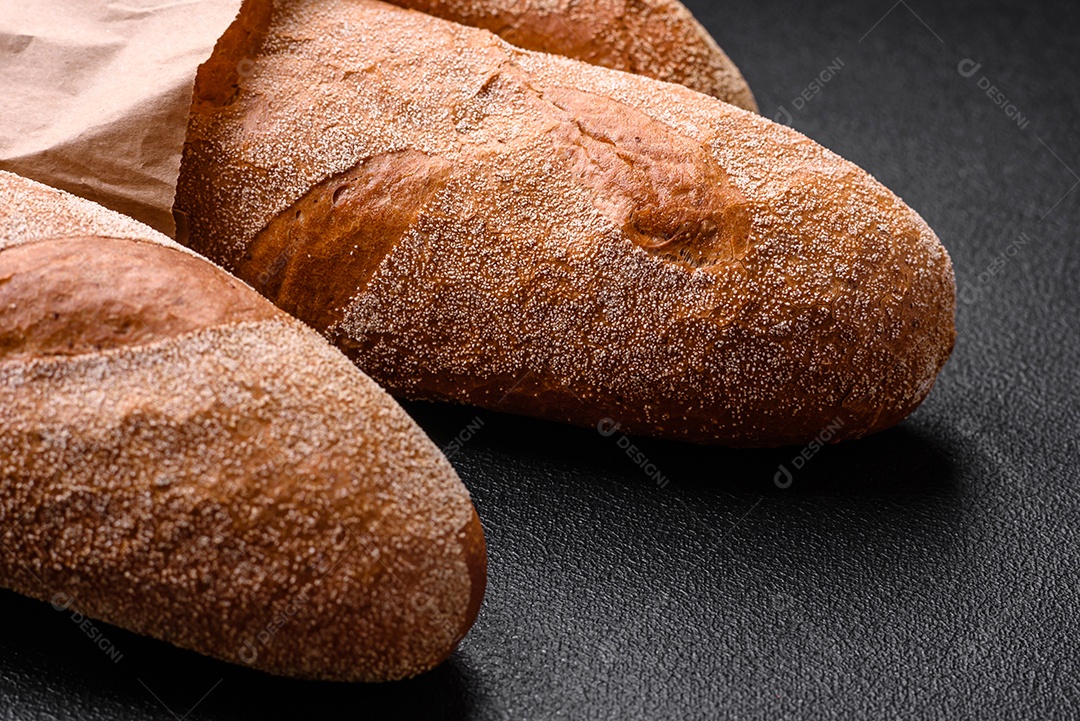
(0, 170, 486, 682)
(177, 0, 956, 448)
(386, 0, 758, 110)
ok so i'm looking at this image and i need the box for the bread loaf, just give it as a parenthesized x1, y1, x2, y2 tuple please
(177, 0, 956, 448)
(386, 0, 758, 110)
(0, 170, 486, 682)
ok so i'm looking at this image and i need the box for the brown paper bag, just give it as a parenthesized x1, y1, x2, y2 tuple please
(0, 0, 243, 237)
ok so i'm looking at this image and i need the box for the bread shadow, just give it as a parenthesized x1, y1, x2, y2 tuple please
(0, 587, 483, 720)
(205, 653, 482, 720)
(402, 400, 961, 501)
(648, 423, 960, 499)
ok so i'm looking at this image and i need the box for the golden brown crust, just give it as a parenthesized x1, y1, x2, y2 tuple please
(0, 170, 486, 681)
(177, 0, 956, 447)
(238, 149, 452, 332)
(388, 0, 757, 110)
(191, 0, 274, 109)
(0, 236, 276, 361)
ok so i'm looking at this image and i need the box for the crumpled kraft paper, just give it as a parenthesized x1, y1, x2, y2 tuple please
(0, 0, 243, 237)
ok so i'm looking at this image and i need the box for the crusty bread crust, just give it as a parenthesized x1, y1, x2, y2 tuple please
(387, 0, 758, 110)
(177, 0, 956, 447)
(0, 171, 486, 681)
(0, 237, 276, 360)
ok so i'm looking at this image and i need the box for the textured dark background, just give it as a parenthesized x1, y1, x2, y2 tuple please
(3, 0, 1079, 718)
